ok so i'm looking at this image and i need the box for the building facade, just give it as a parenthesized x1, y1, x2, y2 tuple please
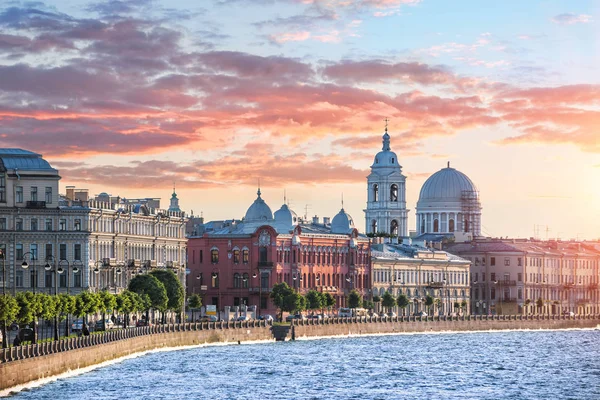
(188, 190, 371, 317)
(0, 149, 187, 295)
(446, 239, 600, 315)
(364, 129, 409, 237)
(371, 242, 471, 315)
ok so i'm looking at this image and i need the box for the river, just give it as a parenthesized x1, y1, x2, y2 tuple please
(8, 329, 600, 399)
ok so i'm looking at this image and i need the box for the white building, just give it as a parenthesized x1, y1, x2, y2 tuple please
(0, 149, 187, 295)
(415, 163, 482, 241)
(364, 128, 409, 237)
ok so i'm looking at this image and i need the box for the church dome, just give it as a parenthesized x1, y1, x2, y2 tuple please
(418, 164, 478, 203)
(331, 208, 355, 234)
(274, 203, 298, 227)
(372, 131, 400, 168)
(244, 189, 273, 221)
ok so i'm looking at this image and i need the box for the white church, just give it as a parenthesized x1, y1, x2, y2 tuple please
(364, 127, 482, 243)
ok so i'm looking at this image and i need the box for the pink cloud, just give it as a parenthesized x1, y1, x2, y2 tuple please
(551, 13, 593, 25)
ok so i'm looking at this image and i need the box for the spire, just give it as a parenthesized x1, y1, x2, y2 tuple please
(341, 193, 344, 210)
(382, 118, 391, 151)
(447, 161, 450, 168)
(257, 178, 261, 197)
(284, 189, 286, 204)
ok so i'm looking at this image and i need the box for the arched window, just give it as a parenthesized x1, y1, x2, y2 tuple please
(243, 273, 249, 288)
(233, 273, 240, 288)
(449, 219, 455, 232)
(233, 249, 240, 264)
(464, 219, 470, 233)
(371, 220, 377, 233)
(390, 184, 398, 202)
(421, 217, 426, 234)
(242, 249, 249, 263)
(390, 220, 398, 236)
(211, 249, 219, 263)
(433, 219, 439, 233)
(259, 247, 267, 263)
(373, 184, 379, 202)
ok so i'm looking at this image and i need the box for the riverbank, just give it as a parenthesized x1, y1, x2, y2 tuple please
(1, 316, 599, 396)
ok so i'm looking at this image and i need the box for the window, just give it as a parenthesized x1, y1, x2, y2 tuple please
(390, 220, 399, 236)
(373, 184, 379, 202)
(74, 219, 81, 231)
(211, 272, 219, 288)
(59, 219, 66, 231)
(491, 273, 496, 282)
(242, 273, 249, 288)
(449, 219, 455, 232)
(31, 186, 38, 202)
(46, 219, 52, 231)
(60, 244, 67, 260)
(243, 249, 249, 264)
(482, 273, 486, 282)
(16, 244, 23, 260)
(199, 250, 203, 263)
(211, 249, 219, 263)
(517, 273, 522, 282)
(233, 249, 240, 264)
(16, 186, 23, 203)
(45, 244, 53, 260)
(74, 244, 81, 261)
(390, 184, 398, 202)
(45, 187, 52, 204)
(490, 257, 495, 266)
(0, 218, 5, 230)
(433, 219, 439, 233)
(518, 288, 523, 300)
(517, 257, 522, 267)
(30, 244, 38, 260)
(15, 270, 23, 287)
(504, 258, 510, 266)
(74, 272, 81, 287)
(16, 218, 23, 231)
(233, 273, 241, 288)
(31, 218, 38, 231)
(45, 270, 52, 288)
(490, 287, 496, 300)
(59, 273, 66, 288)
(0, 175, 5, 203)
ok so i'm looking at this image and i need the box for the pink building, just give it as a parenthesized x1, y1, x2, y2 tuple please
(187, 189, 371, 317)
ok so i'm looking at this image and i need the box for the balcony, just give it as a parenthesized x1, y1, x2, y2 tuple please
(102, 258, 116, 267)
(26, 201, 46, 209)
(497, 280, 517, 286)
(258, 261, 274, 268)
(426, 281, 444, 288)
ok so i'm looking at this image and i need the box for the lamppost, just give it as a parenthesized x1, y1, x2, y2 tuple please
(1, 249, 6, 349)
(21, 252, 37, 293)
(44, 256, 60, 341)
(93, 260, 103, 292)
(211, 268, 220, 320)
(58, 260, 81, 337)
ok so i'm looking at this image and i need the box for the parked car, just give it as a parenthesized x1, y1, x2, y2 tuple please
(71, 319, 84, 332)
(563, 311, 575, 317)
(199, 316, 218, 322)
(285, 314, 306, 322)
(18, 327, 35, 342)
(413, 311, 428, 317)
(368, 313, 379, 318)
(94, 319, 115, 331)
(136, 319, 151, 327)
(258, 314, 274, 322)
(387, 312, 397, 318)
(306, 315, 322, 320)
(236, 315, 252, 321)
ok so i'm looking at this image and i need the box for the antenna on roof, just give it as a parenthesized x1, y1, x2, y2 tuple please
(284, 189, 286, 205)
(341, 193, 344, 209)
(304, 204, 311, 221)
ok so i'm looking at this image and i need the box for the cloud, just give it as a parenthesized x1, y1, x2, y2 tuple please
(269, 31, 311, 43)
(551, 13, 592, 25)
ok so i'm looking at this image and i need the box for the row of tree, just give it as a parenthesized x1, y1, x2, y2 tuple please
(0, 269, 184, 348)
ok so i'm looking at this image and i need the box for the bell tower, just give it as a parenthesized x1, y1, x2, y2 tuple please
(363, 124, 408, 237)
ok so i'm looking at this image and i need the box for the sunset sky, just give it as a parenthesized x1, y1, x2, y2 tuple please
(0, 0, 598, 240)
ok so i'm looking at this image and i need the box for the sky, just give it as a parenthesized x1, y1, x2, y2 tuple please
(0, 0, 598, 240)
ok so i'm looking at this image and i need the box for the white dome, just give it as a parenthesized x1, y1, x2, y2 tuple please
(274, 203, 298, 230)
(244, 189, 273, 221)
(418, 164, 478, 204)
(372, 132, 400, 168)
(331, 208, 355, 234)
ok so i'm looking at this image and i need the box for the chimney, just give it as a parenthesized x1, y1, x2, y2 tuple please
(66, 186, 75, 200)
(312, 215, 319, 224)
(323, 217, 331, 225)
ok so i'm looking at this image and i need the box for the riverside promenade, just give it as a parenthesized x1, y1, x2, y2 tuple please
(1, 315, 599, 393)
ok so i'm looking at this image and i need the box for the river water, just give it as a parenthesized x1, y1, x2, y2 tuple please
(8, 329, 600, 399)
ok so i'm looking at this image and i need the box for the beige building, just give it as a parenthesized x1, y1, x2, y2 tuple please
(371, 241, 471, 315)
(446, 239, 600, 315)
(0, 149, 187, 295)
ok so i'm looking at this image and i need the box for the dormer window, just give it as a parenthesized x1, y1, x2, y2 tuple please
(375, 158, 379, 164)
(391, 158, 395, 164)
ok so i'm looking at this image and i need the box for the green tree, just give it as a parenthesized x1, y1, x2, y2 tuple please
(347, 289, 362, 310)
(323, 292, 336, 314)
(536, 297, 544, 311)
(283, 292, 306, 314)
(397, 294, 409, 316)
(188, 294, 202, 322)
(58, 294, 76, 337)
(75, 291, 101, 329)
(150, 269, 184, 320)
(0, 295, 19, 348)
(116, 291, 134, 328)
(270, 282, 295, 321)
(129, 274, 168, 321)
(98, 291, 117, 329)
(425, 295, 434, 315)
(15, 292, 41, 343)
(382, 291, 396, 313)
(305, 290, 324, 313)
(461, 300, 468, 315)
(372, 295, 381, 313)
(363, 299, 374, 310)
(37, 294, 59, 340)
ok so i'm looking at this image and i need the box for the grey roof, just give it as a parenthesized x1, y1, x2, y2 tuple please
(0, 148, 57, 172)
(418, 166, 478, 203)
(372, 243, 469, 263)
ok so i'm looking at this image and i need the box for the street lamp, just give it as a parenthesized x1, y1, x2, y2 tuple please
(93, 260, 103, 292)
(211, 268, 220, 319)
(44, 256, 61, 341)
(21, 252, 37, 293)
(58, 260, 81, 337)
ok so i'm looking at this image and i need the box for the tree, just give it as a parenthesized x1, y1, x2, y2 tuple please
(75, 292, 100, 329)
(425, 295, 434, 315)
(58, 294, 76, 337)
(372, 295, 381, 313)
(305, 290, 324, 313)
(37, 294, 59, 341)
(98, 291, 117, 328)
(128, 274, 168, 321)
(362, 299, 374, 310)
(16, 292, 41, 343)
(0, 295, 19, 348)
(382, 291, 396, 313)
(536, 297, 544, 311)
(283, 292, 306, 314)
(347, 290, 362, 310)
(150, 269, 184, 318)
(116, 291, 135, 328)
(270, 282, 295, 321)
(461, 300, 468, 315)
(323, 292, 336, 313)
(397, 294, 409, 316)
(188, 294, 202, 322)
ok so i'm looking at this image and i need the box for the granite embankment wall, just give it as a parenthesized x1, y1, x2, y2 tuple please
(292, 315, 600, 339)
(0, 322, 274, 393)
(1, 316, 599, 394)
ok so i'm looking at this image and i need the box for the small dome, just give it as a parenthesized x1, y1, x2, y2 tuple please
(418, 164, 478, 203)
(244, 189, 273, 221)
(274, 203, 298, 226)
(331, 208, 355, 234)
(372, 131, 400, 168)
